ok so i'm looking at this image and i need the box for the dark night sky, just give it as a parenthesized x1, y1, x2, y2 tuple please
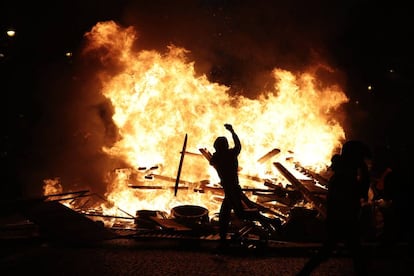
(1, 0, 413, 198)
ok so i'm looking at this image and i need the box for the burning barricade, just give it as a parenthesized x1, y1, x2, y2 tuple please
(5, 21, 358, 245)
(26, 145, 330, 245)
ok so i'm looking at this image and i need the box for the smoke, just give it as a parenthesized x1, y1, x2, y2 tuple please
(20, 58, 126, 197)
(18, 0, 354, 198)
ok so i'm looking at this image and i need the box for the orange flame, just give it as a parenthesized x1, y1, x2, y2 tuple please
(43, 177, 63, 196)
(46, 21, 348, 218)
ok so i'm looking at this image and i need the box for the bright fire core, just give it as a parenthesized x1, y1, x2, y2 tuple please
(44, 21, 348, 219)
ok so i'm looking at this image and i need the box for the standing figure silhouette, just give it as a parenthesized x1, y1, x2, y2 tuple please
(210, 124, 280, 247)
(297, 140, 371, 275)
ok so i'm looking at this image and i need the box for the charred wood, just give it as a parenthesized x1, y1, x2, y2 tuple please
(273, 162, 327, 219)
(294, 162, 329, 187)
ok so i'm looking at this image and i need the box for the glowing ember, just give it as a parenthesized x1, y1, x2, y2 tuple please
(44, 21, 348, 219)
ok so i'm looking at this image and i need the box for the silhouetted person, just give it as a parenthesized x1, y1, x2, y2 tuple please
(210, 124, 279, 247)
(377, 166, 410, 245)
(297, 140, 371, 276)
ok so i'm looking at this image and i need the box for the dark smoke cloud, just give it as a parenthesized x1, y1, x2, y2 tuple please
(20, 58, 127, 197)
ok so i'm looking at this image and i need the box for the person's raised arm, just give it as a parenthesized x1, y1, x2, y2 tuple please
(224, 124, 241, 153)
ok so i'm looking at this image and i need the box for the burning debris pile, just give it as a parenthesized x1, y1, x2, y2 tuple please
(9, 20, 354, 244)
(35, 146, 330, 245)
(76, 21, 344, 216)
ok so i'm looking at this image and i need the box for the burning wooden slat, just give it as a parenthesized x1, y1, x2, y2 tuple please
(273, 162, 327, 219)
(300, 179, 328, 194)
(294, 162, 329, 187)
(183, 151, 203, 157)
(128, 174, 192, 190)
(198, 148, 212, 161)
(128, 185, 189, 190)
(150, 174, 194, 185)
(43, 190, 90, 202)
(257, 148, 281, 163)
(254, 191, 294, 206)
(137, 166, 159, 173)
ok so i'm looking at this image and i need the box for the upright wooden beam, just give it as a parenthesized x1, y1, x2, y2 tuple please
(175, 134, 188, 196)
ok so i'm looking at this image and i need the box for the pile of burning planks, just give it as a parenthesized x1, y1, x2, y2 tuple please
(127, 146, 329, 242)
(2, 146, 331, 244)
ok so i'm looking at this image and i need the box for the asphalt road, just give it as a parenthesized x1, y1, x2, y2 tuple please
(1, 237, 412, 276)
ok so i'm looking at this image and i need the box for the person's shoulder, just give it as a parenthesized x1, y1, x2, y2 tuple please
(230, 147, 240, 153)
(330, 154, 342, 171)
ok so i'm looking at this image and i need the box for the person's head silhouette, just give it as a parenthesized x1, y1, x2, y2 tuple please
(214, 136, 229, 152)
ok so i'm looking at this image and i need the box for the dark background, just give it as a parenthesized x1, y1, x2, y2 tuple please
(1, 0, 413, 199)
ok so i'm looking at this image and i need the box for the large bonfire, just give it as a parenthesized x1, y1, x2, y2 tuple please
(43, 21, 348, 220)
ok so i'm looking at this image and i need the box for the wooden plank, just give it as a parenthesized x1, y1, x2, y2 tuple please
(175, 134, 188, 196)
(273, 162, 327, 219)
(198, 148, 212, 161)
(257, 148, 281, 163)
